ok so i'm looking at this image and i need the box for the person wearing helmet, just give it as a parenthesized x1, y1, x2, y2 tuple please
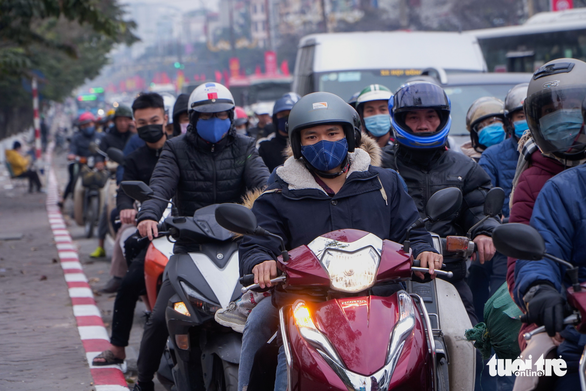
(257, 92, 301, 172)
(234, 106, 250, 136)
(478, 83, 529, 218)
(382, 81, 500, 325)
(58, 112, 105, 207)
(356, 84, 393, 149)
(237, 92, 441, 391)
(462, 97, 507, 161)
(248, 102, 275, 140)
(506, 59, 586, 363)
(99, 104, 134, 153)
(132, 82, 269, 391)
(347, 90, 361, 109)
(161, 93, 176, 137)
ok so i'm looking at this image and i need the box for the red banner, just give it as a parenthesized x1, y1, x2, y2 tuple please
(215, 70, 222, 82)
(280, 60, 290, 76)
(265, 51, 277, 75)
(551, 0, 573, 11)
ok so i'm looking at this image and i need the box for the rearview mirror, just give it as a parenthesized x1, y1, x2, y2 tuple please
(89, 142, 98, 154)
(492, 223, 545, 260)
(215, 204, 259, 236)
(120, 181, 154, 203)
(484, 187, 505, 217)
(107, 148, 125, 165)
(426, 187, 463, 222)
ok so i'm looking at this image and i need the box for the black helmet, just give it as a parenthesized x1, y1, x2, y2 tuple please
(525, 58, 586, 160)
(287, 92, 360, 159)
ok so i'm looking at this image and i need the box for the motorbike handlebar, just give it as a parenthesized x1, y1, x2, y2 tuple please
(241, 275, 286, 294)
(411, 267, 453, 278)
(137, 230, 172, 242)
(523, 313, 579, 341)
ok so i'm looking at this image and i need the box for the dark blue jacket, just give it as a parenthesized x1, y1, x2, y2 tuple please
(239, 149, 436, 276)
(514, 163, 586, 371)
(514, 164, 586, 305)
(478, 137, 519, 217)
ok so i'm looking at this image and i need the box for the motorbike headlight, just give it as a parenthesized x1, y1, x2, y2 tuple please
(320, 247, 380, 293)
(180, 281, 221, 315)
(293, 302, 317, 330)
(173, 301, 191, 317)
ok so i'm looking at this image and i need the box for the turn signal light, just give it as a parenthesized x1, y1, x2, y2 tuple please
(173, 301, 191, 317)
(293, 303, 316, 329)
(175, 334, 189, 350)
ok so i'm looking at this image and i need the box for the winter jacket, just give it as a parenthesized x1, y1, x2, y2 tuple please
(249, 123, 275, 141)
(116, 134, 146, 184)
(5, 149, 30, 177)
(478, 137, 519, 217)
(512, 165, 586, 371)
(137, 129, 270, 246)
(258, 131, 288, 172)
(172, 94, 189, 137)
(69, 131, 104, 161)
(460, 141, 483, 162)
(99, 126, 132, 154)
(506, 150, 565, 297)
(117, 144, 161, 211)
(239, 148, 437, 276)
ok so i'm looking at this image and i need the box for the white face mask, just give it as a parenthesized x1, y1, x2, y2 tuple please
(180, 122, 189, 134)
(235, 126, 247, 135)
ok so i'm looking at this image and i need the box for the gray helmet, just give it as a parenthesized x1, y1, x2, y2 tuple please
(525, 58, 586, 160)
(287, 92, 360, 159)
(505, 83, 529, 116)
(114, 105, 133, 119)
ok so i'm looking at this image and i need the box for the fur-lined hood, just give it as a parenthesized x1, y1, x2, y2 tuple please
(281, 132, 382, 167)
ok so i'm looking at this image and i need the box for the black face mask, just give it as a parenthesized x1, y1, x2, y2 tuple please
(137, 124, 165, 143)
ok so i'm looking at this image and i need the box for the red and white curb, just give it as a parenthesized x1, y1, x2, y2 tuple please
(46, 168, 129, 391)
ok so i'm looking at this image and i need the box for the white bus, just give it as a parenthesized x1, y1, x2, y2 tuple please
(469, 8, 586, 72)
(292, 31, 487, 99)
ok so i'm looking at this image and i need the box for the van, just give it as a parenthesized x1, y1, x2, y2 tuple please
(292, 31, 487, 99)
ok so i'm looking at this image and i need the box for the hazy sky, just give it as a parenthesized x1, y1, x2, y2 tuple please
(122, 0, 219, 12)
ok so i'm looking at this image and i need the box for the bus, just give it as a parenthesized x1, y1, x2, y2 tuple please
(469, 8, 586, 73)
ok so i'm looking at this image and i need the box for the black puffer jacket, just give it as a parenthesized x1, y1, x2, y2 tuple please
(137, 128, 270, 231)
(258, 131, 288, 172)
(117, 144, 161, 211)
(100, 126, 132, 153)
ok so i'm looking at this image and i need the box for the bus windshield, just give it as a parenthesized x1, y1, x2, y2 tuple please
(316, 69, 422, 101)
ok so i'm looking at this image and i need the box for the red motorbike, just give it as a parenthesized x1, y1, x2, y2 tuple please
(216, 187, 476, 390)
(493, 223, 586, 389)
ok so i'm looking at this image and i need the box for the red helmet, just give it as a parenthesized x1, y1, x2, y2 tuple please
(78, 112, 96, 125)
(234, 106, 249, 127)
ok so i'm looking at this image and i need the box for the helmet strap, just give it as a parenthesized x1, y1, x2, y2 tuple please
(303, 156, 350, 179)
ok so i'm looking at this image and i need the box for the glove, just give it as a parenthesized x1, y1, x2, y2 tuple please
(522, 284, 567, 337)
(123, 230, 149, 266)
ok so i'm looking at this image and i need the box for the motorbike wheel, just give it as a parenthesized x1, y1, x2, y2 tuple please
(436, 356, 449, 391)
(84, 195, 99, 238)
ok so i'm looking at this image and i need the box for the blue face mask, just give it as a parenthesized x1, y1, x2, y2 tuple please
(513, 120, 529, 138)
(277, 116, 288, 133)
(478, 122, 505, 148)
(196, 117, 231, 144)
(301, 138, 348, 172)
(540, 109, 584, 151)
(364, 114, 391, 137)
(82, 126, 95, 137)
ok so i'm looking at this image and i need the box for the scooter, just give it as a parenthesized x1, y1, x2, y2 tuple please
(215, 187, 476, 390)
(120, 181, 242, 391)
(493, 223, 586, 390)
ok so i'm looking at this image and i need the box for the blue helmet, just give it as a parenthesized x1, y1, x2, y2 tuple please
(390, 82, 451, 149)
(273, 92, 301, 116)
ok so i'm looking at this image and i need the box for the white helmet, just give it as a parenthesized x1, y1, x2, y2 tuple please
(161, 93, 176, 124)
(188, 82, 235, 114)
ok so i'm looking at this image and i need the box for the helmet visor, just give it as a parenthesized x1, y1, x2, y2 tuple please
(526, 86, 586, 155)
(394, 83, 450, 112)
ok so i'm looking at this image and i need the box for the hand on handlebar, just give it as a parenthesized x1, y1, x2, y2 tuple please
(252, 260, 278, 289)
(120, 209, 137, 225)
(522, 284, 568, 337)
(472, 234, 496, 264)
(414, 251, 443, 280)
(138, 219, 158, 241)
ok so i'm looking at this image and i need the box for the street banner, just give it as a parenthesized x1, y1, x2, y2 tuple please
(551, 0, 573, 11)
(265, 51, 277, 75)
(230, 58, 241, 78)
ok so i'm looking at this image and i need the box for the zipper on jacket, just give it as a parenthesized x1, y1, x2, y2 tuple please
(212, 151, 217, 203)
(377, 176, 388, 206)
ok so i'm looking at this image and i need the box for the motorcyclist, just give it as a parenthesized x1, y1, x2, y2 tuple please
(258, 92, 301, 172)
(461, 97, 507, 161)
(248, 103, 275, 140)
(92, 92, 169, 367)
(479, 83, 529, 218)
(171, 93, 190, 137)
(238, 92, 441, 391)
(347, 90, 361, 109)
(355, 84, 394, 149)
(58, 112, 104, 208)
(161, 93, 176, 138)
(507, 59, 586, 356)
(90, 104, 135, 259)
(381, 81, 500, 325)
(132, 82, 269, 391)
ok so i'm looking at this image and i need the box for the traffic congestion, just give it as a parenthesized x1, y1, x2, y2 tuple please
(2, 2, 586, 391)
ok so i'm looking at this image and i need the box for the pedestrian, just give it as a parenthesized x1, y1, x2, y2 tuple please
(4, 140, 43, 193)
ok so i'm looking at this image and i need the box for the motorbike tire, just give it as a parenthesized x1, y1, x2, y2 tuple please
(84, 195, 99, 238)
(436, 356, 449, 391)
(222, 360, 238, 391)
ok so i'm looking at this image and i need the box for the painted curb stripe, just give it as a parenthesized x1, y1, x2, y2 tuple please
(46, 163, 126, 389)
